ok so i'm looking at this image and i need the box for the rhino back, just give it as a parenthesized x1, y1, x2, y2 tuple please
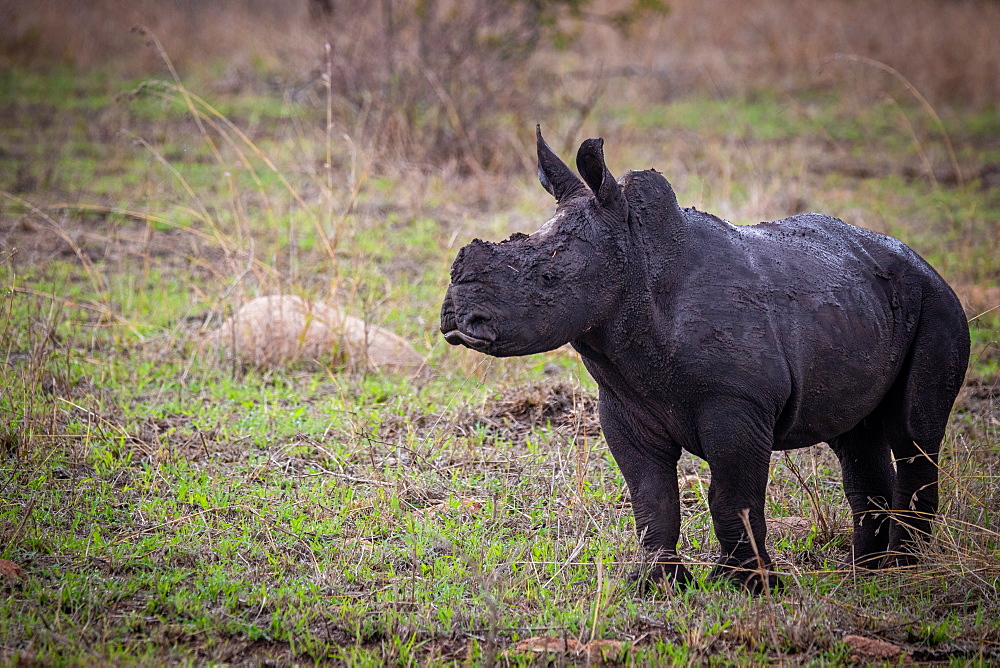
(730, 214, 943, 444)
(588, 209, 961, 451)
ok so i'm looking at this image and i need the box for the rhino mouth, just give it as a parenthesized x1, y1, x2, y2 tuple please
(443, 329, 492, 351)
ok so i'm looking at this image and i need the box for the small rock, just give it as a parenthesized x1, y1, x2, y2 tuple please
(0, 559, 24, 582)
(413, 498, 485, 518)
(207, 295, 426, 375)
(505, 636, 628, 660)
(843, 634, 904, 661)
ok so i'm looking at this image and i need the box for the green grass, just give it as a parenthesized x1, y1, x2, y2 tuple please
(1, 64, 999, 665)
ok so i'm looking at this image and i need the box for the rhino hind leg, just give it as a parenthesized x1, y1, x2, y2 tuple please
(883, 302, 969, 566)
(828, 410, 896, 567)
(882, 295, 969, 565)
(883, 439, 940, 566)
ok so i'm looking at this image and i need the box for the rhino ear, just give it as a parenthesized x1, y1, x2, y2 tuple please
(537, 125, 586, 203)
(576, 138, 628, 218)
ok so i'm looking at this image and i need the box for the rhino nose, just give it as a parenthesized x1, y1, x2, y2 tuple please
(461, 310, 493, 337)
(442, 309, 495, 349)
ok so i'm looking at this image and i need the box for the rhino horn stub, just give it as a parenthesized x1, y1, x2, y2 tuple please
(450, 238, 497, 283)
(537, 125, 587, 203)
(577, 137, 628, 219)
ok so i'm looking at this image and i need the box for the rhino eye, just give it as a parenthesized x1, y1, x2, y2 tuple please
(540, 272, 558, 286)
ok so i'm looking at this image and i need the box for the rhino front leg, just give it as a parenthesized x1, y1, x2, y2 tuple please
(699, 402, 780, 594)
(599, 396, 693, 590)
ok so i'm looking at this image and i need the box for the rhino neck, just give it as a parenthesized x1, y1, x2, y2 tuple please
(572, 171, 695, 367)
(617, 169, 691, 286)
(571, 256, 686, 403)
(623, 170, 695, 311)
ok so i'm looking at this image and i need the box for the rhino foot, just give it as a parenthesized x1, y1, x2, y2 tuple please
(878, 551, 920, 569)
(709, 560, 784, 595)
(628, 561, 694, 594)
(852, 551, 891, 569)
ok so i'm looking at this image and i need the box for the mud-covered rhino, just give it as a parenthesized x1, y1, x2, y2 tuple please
(440, 127, 970, 592)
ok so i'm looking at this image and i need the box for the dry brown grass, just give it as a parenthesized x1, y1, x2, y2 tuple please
(0, 0, 313, 79)
(3, 0, 996, 175)
(599, 0, 1000, 108)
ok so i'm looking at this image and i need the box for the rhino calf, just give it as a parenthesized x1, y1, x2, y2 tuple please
(441, 127, 970, 592)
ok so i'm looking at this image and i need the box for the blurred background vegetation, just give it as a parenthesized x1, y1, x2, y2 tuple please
(3, 0, 997, 173)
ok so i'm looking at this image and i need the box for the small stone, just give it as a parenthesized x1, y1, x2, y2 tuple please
(843, 634, 904, 660)
(0, 559, 24, 582)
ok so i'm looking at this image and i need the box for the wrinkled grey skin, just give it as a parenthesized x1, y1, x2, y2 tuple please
(441, 127, 970, 593)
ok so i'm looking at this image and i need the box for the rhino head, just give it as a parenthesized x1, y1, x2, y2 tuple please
(441, 127, 632, 357)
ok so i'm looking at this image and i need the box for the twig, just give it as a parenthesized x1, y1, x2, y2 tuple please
(1, 496, 37, 559)
(828, 53, 963, 187)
